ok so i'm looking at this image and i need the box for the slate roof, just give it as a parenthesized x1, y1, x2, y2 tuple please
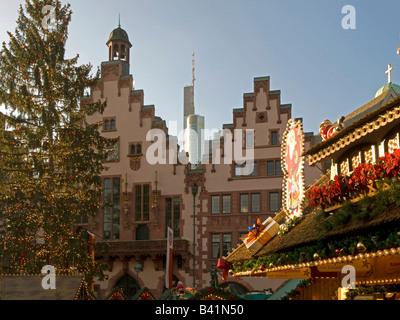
(107, 27, 132, 46)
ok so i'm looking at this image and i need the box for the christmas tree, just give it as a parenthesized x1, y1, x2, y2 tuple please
(0, 0, 112, 284)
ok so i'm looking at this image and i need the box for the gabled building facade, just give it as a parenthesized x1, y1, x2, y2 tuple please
(82, 25, 321, 299)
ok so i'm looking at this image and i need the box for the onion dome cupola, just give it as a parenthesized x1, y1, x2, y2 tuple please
(375, 64, 400, 98)
(375, 82, 400, 98)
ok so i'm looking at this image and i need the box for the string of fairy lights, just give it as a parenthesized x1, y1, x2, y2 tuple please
(0, 0, 112, 282)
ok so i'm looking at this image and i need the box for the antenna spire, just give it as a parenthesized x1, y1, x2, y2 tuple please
(118, 14, 121, 27)
(192, 52, 196, 87)
(192, 53, 195, 113)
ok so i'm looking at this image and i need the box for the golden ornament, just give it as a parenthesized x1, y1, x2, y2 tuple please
(357, 242, 367, 253)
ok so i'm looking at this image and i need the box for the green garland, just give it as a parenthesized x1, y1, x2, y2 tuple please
(346, 284, 400, 300)
(314, 177, 400, 237)
(278, 216, 304, 237)
(189, 287, 243, 300)
(231, 179, 400, 274)
(232, 226, 400, 274)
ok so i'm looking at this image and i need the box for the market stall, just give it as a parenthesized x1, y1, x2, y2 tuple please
(226, 89, 400, 300)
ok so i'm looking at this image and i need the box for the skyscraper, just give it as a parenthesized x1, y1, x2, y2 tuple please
(183, 85, 194, 131)
(185, 114, 205, 166)
(183, 54, 206, 167)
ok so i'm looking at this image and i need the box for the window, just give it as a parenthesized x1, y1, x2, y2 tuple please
(211, 195, 231, 214)
(103, 178, 121, 240)
(211, 196, 220, 214)
(165, 198, 172, 233)
(211, 234, 232, 259)
(135, 185, 150, 221)
(251, 193, 261, 213)
(113, 44, 119, 59)
(130, 143, 143, 156)
(222, 234, 232, 257)
(234, 163, 244, 177)
(104, 118, 117, 132)
(267, 160, 282, 176)
(269, 192, 280, 213)
(251, 162, 258, 177)
(240, 194, 249, 213)
(271, 131, 278, 145)
(222, 195, 231, 214)
(143, 185, 150, 220)
(173, 198, 181, 236)
(267, 161, 275, 176)
(246, 132, 254, 148)
(211, 235, 220, 259)
(276, 160, 283, 175)
(165, 197, 181, 237)
(121, 44, 126, 60)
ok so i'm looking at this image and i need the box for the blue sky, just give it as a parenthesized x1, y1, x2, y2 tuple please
(1, 0, 400, 135)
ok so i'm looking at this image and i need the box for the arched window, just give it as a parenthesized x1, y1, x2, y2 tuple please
(113, 44, 119, 60)
(121, 45, 126, 60)
(114, 274, 140, 300)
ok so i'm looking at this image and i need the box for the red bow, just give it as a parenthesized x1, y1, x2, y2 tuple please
(217, 258, 232, 281)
